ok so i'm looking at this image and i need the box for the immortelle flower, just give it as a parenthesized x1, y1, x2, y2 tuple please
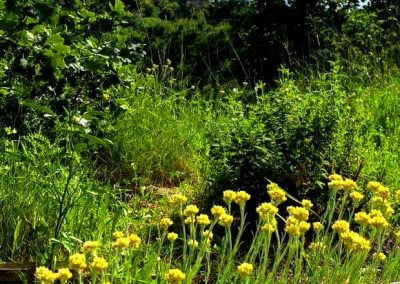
(128, 233, 141, 248)
(112, 237, 130, 249)
(342, 179, 358, 191)
(299, 221, 311, 235)
(211, 205, 226, 218)
(183, 205, 199, 217)
(82, 241, 100, 254)
(196, 214, 211, 226)
(223, 190, 237, 204)
(160, 217, 174, 229)
(35, 267, 58, 284)
(313, 222, 324, 232)
(91, 256, 108, 272)
(309, 242, 326, 251)
(256, 202, 278, 220)
(167, 232, 178, 242)
(340, 231, 370, 253)
(332, 220, 350, 234)
(301, 199, 313, 210)
(267, 183, 287, 204)
(261, 223, 277, 233)
(165, 269, 186, 284)
(218, 213, 234, 227)
(69, 253, 87, 271)
(57, 268, 72, 282)
(373, 252, 386, 261)
(112, 231, 124, 239)
(202, 230, 214, 239)
(234, 191, 251, 206)
(187, 239, 199, 248)
(350, 191, 364, 203)
(169, 194, 188, 207)
(328, 174, 343, 181)
(287, 206, 309, 221)
(328, 180, 344, 191)
(237, 262, 254, 278)
(354, 212, 371, 226)
(285, 220, 300, 237)
(184, 216, 194, 225)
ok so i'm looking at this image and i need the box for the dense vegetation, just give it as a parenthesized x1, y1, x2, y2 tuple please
(1, 0, 400, 283)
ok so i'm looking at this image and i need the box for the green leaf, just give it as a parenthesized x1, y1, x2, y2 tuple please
(20, 101, 55, 115)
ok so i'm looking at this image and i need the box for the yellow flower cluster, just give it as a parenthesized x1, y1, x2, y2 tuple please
(308, 242, 326, 251)
(237, 262, 253, 278)
(57, 268, 72, 282)
(332, 220, 350, 234)
(112, 233, 141, 249)
(287, 206, 309, 221)
(256, 202, 278, 220)
(187, 239, 199, 248)
(165, 268, 186, 283)
(167, 232, 178, 242)
(223, 190, 236, 203)
(368, 210, 389, 229)
(234, 191, 251, 206)
(367, 181, 389, 199)
(183, 205, 199, 217)
(35, 267, 59, 284)
(211, 205, 226, 218)
(160, 217, 174, 229)
(184, 216, 194, 224)
(340, 231, 371, 253)
(203, 230, 213, 239)
(285, 216, 310, 237)
(328, 176, 358, 192)
(196, 214, 211, 226)
(261, 222, 277, 233)
(267, 182, 287, 204)
(82, 240, 100, 254)
(373, 252, 386, 261)
(354, 212, 371, 225)
(91, 256, 108, 272)
(350, 191, 364, 203)
(218, 213, 234, 227)
(301, 199, 313, 210)
(69, 253, 87, 270)
(169, 194, 188, 207)
(313, 222, 324, 232)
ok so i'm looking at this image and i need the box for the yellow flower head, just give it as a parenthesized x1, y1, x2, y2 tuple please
(237, 262, 253, 278)
(301, 199, 313, 210)
(169, 194, 188, 207)
(287, 206, 309, 221)
(395, 190, 400, 202)
(35, 267, 58, 283)
(261, 222, 277, 233)
(57, 268, 72, 282)
(112, 237, 130, 249)
(187, 239, 199, 248)
(69, 253, 87, 270)
(299, 221, 311, 235)
(196, 214, 211, 226)
(82, 241, 100, 254)
(313, 222, 324, 232)
(369, 215, 389, 229)
(267, 183, 287, 204)
(342, 179, 358, 191)
(368, 182, 389, 199)
(112, 231, 124, 239)
(183, 205, 199, 217)
(211, 205, 226, 218)
(386, 203, 395, 215)
(285, 219, 300, 237)
(373, 252, 386, 261)
(234, 191, 251, 206)
(370, 196, 385, 207)
(328, 174, 343, 181)
(332, 220, 350, 234)
(167, 232, 178, 242)
(160, 217, 174, 229)
(367, 181, 382, 192)
(218, 213, 234, 227)
(203, 230, 214, 239)
(165, 268, 186, 284)
(328, 180, 344, 191)
(91, 256, 108, 272)
(309, 242, 326, 251)
(340, 231, 370, 253)
(354, 212, 371, 226)
(223, 190, 237, 204)
(256, 202, 278, 220)
(128, 233, 141, 248)
(350, 191, 364, 203)
(184, 216, 194, 225)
